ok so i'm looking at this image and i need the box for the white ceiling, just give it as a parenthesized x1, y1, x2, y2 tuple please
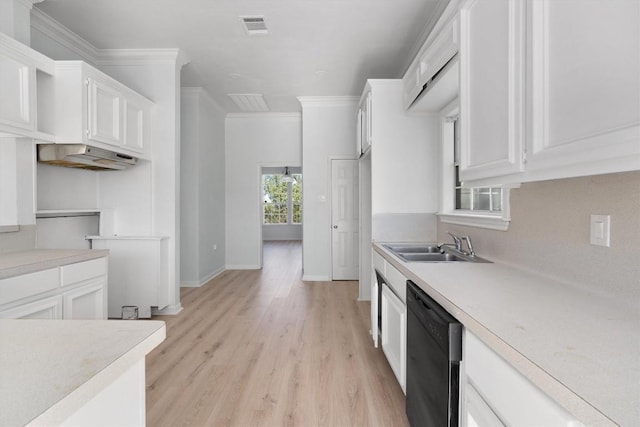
(35, 0, 448, 113)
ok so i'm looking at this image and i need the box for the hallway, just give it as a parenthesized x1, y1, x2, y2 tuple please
(146, 240, 408, 426)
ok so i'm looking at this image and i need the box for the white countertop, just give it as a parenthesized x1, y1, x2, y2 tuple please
(0, 319, 165, 426)
(0, 249, 109, 280)
(374, 243, 639, 427)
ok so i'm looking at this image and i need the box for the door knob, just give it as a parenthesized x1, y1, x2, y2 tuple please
(333, 225, 338, 229)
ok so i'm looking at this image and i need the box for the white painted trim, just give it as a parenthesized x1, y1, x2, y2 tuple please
(180, 267, 225, 288)
(0, 32, 55, 74)
(302, 275, 330, 282)
(225, 264, 261, 270)
(30, 8, 98, 63)
(151, 303, 183, 315)
(97, 49, 188, 67)
(297, 96, 359, 107)
(31, 9, 188, 67)
(0, 225, 20, 233)
(438, 212, 510, 231)
(226, 112, 301, 119)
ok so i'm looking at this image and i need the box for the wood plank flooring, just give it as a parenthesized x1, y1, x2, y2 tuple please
(147, 240, 408, 426)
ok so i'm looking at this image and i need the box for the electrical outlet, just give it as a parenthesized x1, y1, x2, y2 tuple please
(590, 215, 610, 247)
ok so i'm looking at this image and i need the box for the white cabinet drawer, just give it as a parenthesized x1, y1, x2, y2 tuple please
(61, 257, 107, 287)
(385, 262, 407, 303)
(0, 268, 59, 306)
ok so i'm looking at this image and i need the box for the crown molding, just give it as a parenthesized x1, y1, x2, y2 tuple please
(30, 7, 99, 63)
(31, 8, 189, 67)
(297, 96, 359, 107)
(97, 48, 189, 67)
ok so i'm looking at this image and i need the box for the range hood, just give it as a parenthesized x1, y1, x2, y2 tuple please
(37, 144, 137, 171)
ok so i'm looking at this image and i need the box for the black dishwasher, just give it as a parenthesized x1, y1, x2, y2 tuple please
(406, 280, 462, 427)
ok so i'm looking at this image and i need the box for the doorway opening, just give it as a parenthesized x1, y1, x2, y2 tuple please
(260, 166, 302, 267)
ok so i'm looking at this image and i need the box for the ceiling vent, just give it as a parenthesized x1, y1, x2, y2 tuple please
(240, 16, 268, 35)
(228, 93, 270, 112)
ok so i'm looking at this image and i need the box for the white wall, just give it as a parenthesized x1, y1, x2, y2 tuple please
(181, 87, 226, 287)
(225, 114, 302, 269)
(298, 97, 359, 281)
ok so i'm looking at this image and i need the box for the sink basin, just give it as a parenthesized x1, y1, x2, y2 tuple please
(398, 252, 469, 262)
(382, 243, 492, 263)
(382, 244, 440, 253)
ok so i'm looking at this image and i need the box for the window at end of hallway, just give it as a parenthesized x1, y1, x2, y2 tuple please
(263, 173, 302, 225)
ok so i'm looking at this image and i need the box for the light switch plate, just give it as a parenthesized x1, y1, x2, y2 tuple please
(590, 214, 610, 247)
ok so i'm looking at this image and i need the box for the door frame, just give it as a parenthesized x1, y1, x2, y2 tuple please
(257, 161, 302, 268)
(328, 155, 360, 280)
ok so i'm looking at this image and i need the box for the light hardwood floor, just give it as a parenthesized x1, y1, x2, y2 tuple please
(147, 240, 408, 426)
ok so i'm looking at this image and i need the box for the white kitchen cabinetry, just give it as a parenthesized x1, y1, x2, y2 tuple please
(62, 281, 106, 320)
(459, 0, 525, 182)
(464, 330, 582, 426)
(88, 236, 169, 318)
(402, 0, 461, 109)
(0, 295, 62, 319)
(381, 283, 407, 393)
(524, 0, 640, 179)
(0, 257, 108, 320)
(45, 61, 153, 159)
(459, 0, 639, 185)
(0, 33, 55, 138)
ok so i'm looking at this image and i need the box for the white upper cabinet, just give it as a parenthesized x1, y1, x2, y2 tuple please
(458, 0, 640, 185)
(46, 61, 153, 158)
(525, 0, 640, 179)
(356, 90, 372, 157)
(459, 0, 525, 182)
(402, 0, 461, 109)
(0, 33, 55, 138)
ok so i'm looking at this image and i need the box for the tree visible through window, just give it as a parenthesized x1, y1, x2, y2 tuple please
(263, 173, 302, 224)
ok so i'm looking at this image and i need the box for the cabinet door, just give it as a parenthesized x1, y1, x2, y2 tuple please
(87, 78, 122, 146)
(356, 108, 363, 157)
(63, 280, 107, 320)
(381, 284, 406, 393)
(526, 0, 640, 177)
(419, 14, 458, 87)
(0, 296, 63, 319)
(0, 55, 35, 132)
(459, 0, 525, 182)
(123, 97, 146, 153)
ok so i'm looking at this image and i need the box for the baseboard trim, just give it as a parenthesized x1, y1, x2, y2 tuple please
(226, 264, 261, 270)
(152, 303, 183, 316)
(302, 275, 331, 282)
(181, 267, 225, 288)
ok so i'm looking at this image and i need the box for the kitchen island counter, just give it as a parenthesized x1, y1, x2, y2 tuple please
(0, 319, 165, 426)
(374, 243, 639, 427)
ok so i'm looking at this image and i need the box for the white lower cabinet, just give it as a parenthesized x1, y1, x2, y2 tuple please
(463, 330, 582, 426)
(0, 256, 108, 320)
(381, 283, 407, 393)
(0, 295, 62, 319)
(62, 280, 107, 320)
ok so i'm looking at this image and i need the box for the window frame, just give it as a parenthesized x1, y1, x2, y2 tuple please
(437, 100, 514, 231)
(262, 172, 302, 226)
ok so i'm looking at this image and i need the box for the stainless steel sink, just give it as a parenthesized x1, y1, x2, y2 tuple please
(398, 252, 468, 262)
(382, 244, 440, 253)
(383, 243, 492, 263)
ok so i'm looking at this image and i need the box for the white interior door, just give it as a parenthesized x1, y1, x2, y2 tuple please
(331, 159, 359, 280)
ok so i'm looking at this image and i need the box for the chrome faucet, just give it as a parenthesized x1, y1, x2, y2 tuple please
(439, 232, 476, 257)
(438, 232, 462, 253)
